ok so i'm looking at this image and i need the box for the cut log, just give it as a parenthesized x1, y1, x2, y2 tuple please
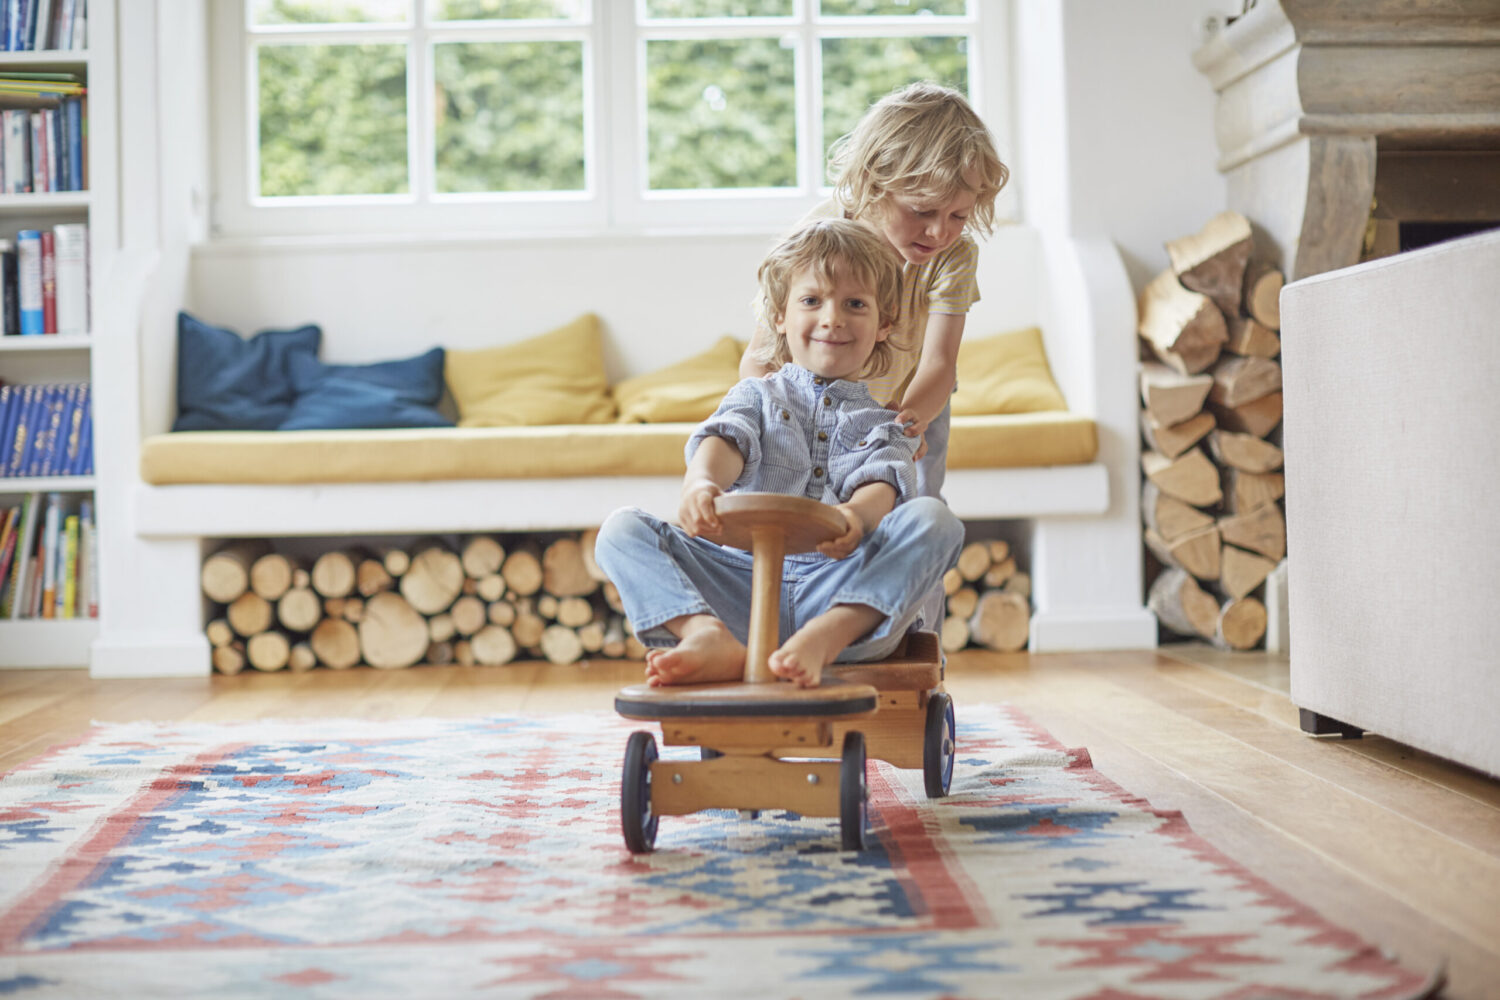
(380, 547, 410, 578)
(358, 591, 430, 669)
(454, 639, 476, 667)
(1142, 482, 1215, 543)
(1208, 391, 1283, 438)
(1140, 363, 1214, 427)
(539, 624, 585, 665)
(426, 640, 455, 665)
(986, 539, 1010, 564)
(1147, 567, 1219, 639)
(955, 542, 991, 582)
(1216, 595, 1268, 650)
(511, 600, 547, 649)
(579, 527, 612, 583)
(249, 552, 298, 602)
(312, 549, 363, 599)
(471, 625, 518, 666)
(324, 597, 347, 619)
(968, 591, 1030, 652)
(227, 592, 274, 638)
(1140, 410, 1215, 460)
(247, 630, 291, 672)
(311, 617, 361, 670)
(487, 599, 517, 627)
(401, 544, 464, 615)
(940, 615, 970, 653)
(1218, 502, 1287, 561)
(212, 641, 246, 675)
(201, 540, 271, 603)
(1208, 430, 1284, 474)
(450, 595, 488, 637)
(1142, 449, 1223, 506)
(946, 586, 979, 621)
(1144, 524, 1221, 581)
(543, 537, 599, 597)
(292, 568, 311, 590)
(1138, 270, 1228, 375)
(356, 558, 394, 597)
(205, 618, 234, 648)
(624, 635, 648, 660)
(1219, 545, 1277, 601)
(602, 582, 624, 614)
(428, 612, 457, 643)
(982, 557, 1017, 590)
(460, 535, 506, 580)
(601, 616, 628, 658)
(555, 595, 595, 628)
(501, 543, 545, 597)
(1241, 260, 1284, 329)
(277, 586, 322, 633)
(342, 597, 364, 623)
(476, 573, 506, 603)
(577, 620, 606, 653)
(942, 568, 963, 595)
(1223, 468, 1286, 513)
(1225, 315, 1282, 358)
(536, 593, 559, 620)
(1002, 572, 1031, 599)
(1166, 210, 1253, 315)
(288, 642, 317, 672)
(1208, 356, 1282, 409)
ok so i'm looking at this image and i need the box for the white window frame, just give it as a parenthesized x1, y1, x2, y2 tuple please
(210, 1, 1010, 239)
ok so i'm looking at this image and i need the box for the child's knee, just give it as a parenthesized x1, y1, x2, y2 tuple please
(594, 507, 652, 563)
(903, 496, 964, 552)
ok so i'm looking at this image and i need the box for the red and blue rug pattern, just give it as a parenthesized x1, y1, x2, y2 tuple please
(0, 706, 1428, 998)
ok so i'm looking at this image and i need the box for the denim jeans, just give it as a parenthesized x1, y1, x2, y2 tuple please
(916, 400, 953, 637)
(594, 495, 964, 663)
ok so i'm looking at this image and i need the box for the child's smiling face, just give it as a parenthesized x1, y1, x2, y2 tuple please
(776, 263, 890, 381)
(875, 187, 978, 266)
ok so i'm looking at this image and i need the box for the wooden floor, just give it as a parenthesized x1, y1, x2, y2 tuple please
(2, 646, 1497, 999)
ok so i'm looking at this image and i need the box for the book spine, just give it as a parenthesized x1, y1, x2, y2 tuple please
(32, 0, 51, 50)
(60, 380, 82, 472)
(82, 496, 96, 616)
(63, 96, 80, 191)
(65, 381, 87, 473)
(16, 229, 42, 335)
(0, 384, 16, 463)
(52, 222, 86, 335)
(28, 110, 45, 193)
(43, 382, 75, 475)
(6, 492, 39, 618)
(38, 491, 59, 618)
(0, 505, 17, 604)
(6, 383, 35, 475)
(0, 239, 18, 336)
(46, 105, 60, 191)
(27, 383, 62, 476)
(39, 229, 55, 335)
(60, 510, 76, 616)
(2, 110, 29, 193)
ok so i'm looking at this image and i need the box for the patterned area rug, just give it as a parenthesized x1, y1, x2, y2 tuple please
(0, 705, 1432, 999)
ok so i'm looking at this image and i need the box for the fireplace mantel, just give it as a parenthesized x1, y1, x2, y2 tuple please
(1193, 0, 1500, 279)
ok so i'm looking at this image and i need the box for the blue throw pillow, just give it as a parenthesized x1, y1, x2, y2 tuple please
(279, 346, 453, 430)
(174, 312, 321, 431)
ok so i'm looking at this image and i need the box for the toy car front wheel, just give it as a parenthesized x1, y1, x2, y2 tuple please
(621, 730, 659, 853)
(923, 691, 956, 798)
(839, 731, 868, 851)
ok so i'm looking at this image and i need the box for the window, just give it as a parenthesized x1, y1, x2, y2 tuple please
(210, 1, 1007, 237)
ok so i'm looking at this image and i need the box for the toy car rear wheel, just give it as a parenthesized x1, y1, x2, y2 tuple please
(622, 731, 659, 853)
(839, 731, 868, 851)
(923, 691, 956, 798)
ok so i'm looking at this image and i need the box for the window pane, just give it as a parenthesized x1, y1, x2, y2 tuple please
(642, 1, 792, 17)
(431, 0, 585, 21)
(251, 0, 409, 26)
(257, 43, 410, 196)
(645, 38, 796, 191)
(820, 36, 967, 161)
(433, 41, 586, 193)
(818, 0, 967, 15)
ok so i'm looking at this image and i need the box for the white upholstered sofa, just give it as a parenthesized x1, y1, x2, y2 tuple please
(1281, 227, 1500, 776)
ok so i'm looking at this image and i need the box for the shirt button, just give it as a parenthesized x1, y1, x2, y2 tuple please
(813, 466, 824, 477)
(781, 409, 790, 420)
(822, 397, 832, 407)
(857, 441, 866, 447)
(813, 377, 825, 385)
(817, 431, 828, 441)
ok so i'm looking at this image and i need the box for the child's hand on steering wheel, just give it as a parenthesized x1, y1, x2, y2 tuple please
(678, 479, 725, 538)
(817, 503, 866, 560)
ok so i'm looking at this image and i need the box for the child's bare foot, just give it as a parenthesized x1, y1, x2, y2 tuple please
(644, 616, 746, 687)
(769, 604, 885, 688)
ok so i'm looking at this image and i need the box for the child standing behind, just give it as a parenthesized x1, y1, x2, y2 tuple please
(740, 81, 1010, 502)
(594, 219, 964, 689)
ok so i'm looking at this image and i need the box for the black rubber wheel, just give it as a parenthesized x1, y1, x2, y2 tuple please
(621, 731, 659, 853)
(923, 691, 956, 798)
(839, 731, 867, 851)
(699, 746, 722, 761)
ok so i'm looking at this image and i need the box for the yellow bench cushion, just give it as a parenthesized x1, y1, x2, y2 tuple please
(139, 413, 1096, 486)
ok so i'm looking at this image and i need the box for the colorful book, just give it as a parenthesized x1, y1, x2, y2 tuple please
(6, 491, 40, 618)
(2, 109, 29, 192)
(52, 223, 87, 335)
(16, 229, 43, 335)
(60, 509, 77, 616)
(0, 239, 18, 336)
(38, 491, 61, 618)
(79, 495, 95, 616)
(6, 384, 37, 475)
(63, 96, 81, 190)
(40, 230, 56, 333)
(69, 388, 91, 475)
(0, 384, 18, 462)
(0, 505, 17, 608)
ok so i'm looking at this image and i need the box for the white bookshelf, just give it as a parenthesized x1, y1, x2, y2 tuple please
(0, 7, 115, 670)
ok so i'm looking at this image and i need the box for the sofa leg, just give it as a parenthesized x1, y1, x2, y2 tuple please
(1298, 708, 1364, 740)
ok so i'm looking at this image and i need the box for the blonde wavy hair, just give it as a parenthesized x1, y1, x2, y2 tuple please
(752, 218, 907, 380)
(828, 81, 1009, 237)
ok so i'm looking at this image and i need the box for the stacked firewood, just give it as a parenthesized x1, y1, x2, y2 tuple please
(199, 532, 646, 674)
(1137, 210, 1286, 650)
(939, 539, 1031, 653)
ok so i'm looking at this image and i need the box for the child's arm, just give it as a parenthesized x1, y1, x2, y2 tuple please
(891, 312, 966, 438)
(739, 324, 777, 380)
(679, 435, 747, 538)
(818, 481, 899, 560)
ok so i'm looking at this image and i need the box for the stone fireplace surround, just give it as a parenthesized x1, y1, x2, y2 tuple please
(1192, 0, 1500, 280)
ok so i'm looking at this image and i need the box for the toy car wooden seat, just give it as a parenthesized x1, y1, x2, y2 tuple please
(615, 493, 880, 853)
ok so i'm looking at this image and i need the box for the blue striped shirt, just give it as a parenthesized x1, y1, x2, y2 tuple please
(686, 365, 919, 506)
